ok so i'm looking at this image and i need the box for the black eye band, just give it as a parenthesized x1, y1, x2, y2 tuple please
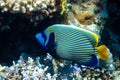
(46, 32, 55, 49)
(41, 31, 47, 44)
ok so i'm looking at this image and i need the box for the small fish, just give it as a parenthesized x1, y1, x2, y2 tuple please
(35, 24, 109, 67)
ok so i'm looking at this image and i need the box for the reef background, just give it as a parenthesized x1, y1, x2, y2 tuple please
(0, 0, 120, 79)
(0, 0, 63, 65)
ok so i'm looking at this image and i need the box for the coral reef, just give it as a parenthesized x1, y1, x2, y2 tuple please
(113, 59, 120, 71)
(0, 53, 119, 80)
(74, 11, 95, 25)
(60, 0, 71, 15)
(66, 0, 108, 39)
(0, 0, 63, 26)
(71, 3, 95, 25)
(0, 0, 56, 14)
(0, 0, 120, 80)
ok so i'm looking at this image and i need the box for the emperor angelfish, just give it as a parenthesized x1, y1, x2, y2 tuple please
(35, 24, 109, 67)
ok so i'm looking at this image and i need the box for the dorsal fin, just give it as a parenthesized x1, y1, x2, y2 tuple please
(78, 28, 99, 47)
(48, 24, 99, 47)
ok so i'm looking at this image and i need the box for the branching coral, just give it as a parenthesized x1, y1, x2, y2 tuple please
(0, 0, 72, 26)
(0, 0, 65, 26)
(0, 0, 56, 14)
(0, 53, 117, 79)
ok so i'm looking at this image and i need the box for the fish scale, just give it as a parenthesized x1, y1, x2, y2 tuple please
(51, 26, 95, 61)
(56, 27, 91, 45)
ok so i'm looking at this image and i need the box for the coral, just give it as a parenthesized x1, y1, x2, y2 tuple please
(113, 59, 120, 71)
(0, 53, 118, 79)
(0, 0, 58, 27)
(65, 0, 108, 40)
(0, 0, 120, 79)
(60, 0, 71, 15)
(113, 71, 120, 80)
(75, 11, 94, 25)
(0, 65, 6, 72)
(0, 0, 56, 14)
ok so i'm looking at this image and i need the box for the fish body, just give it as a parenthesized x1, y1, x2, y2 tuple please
(36, 24, 109, 67)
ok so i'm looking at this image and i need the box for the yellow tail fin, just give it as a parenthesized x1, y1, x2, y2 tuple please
(96, 45, 109, 60)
